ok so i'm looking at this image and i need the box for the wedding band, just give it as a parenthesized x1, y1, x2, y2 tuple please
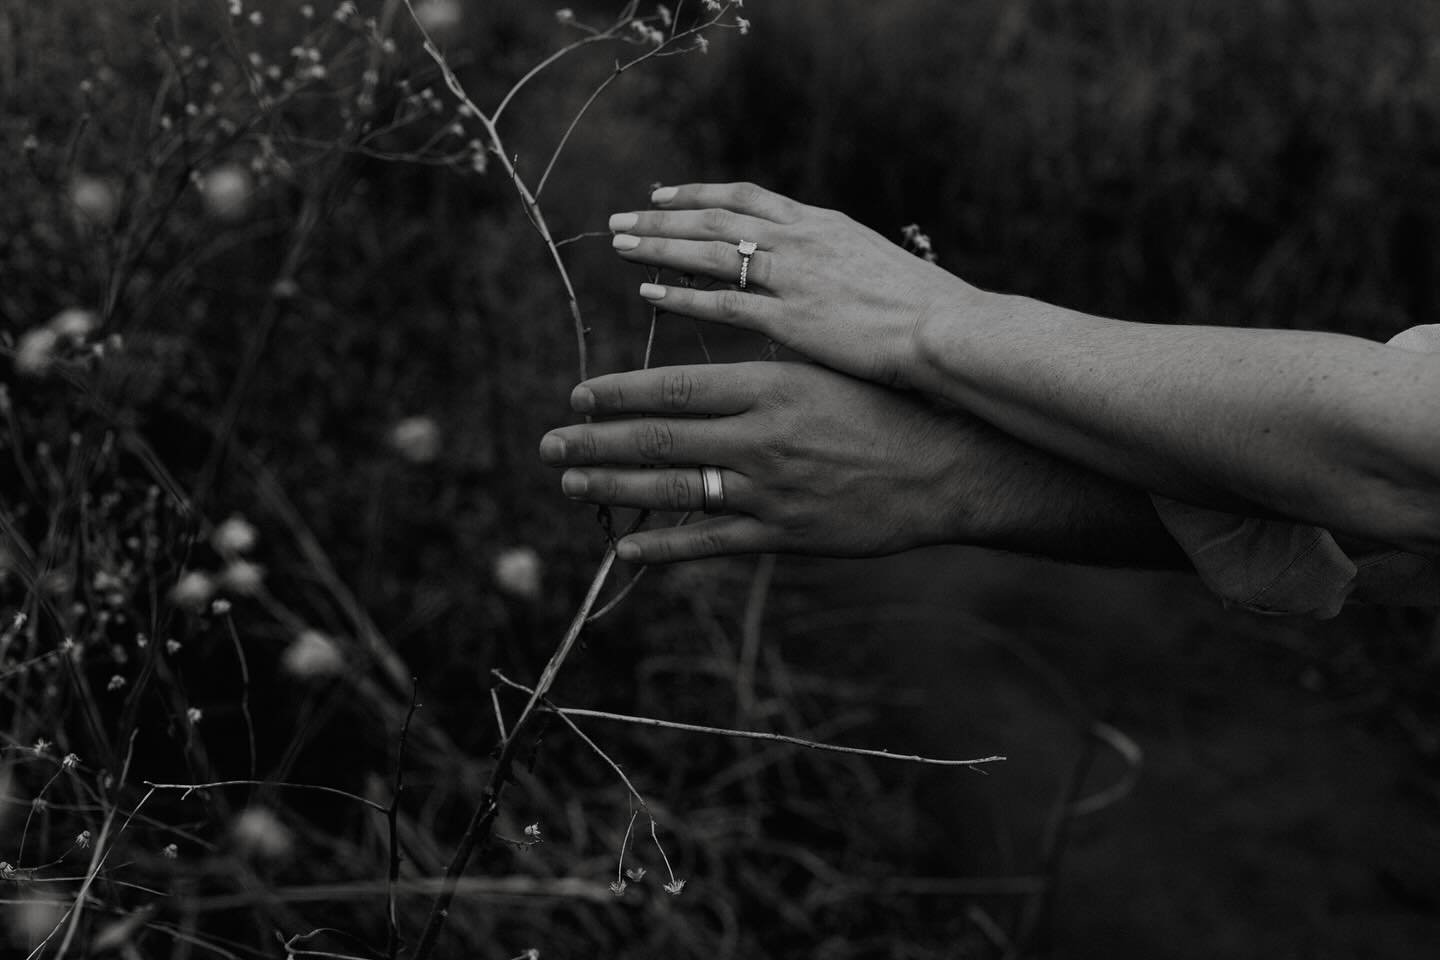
(736, 240, 757, 290)
(700, 465, 726, 513)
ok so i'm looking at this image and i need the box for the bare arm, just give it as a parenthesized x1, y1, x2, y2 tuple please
(911, 292, 1440, 556)
(541, 361, 1188, 566)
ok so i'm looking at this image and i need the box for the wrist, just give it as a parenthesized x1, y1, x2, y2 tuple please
(908, 280, 1006, 399)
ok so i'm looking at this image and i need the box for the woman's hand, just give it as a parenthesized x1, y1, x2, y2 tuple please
(538, 361, 984, 562)
(606, 182, 979, 389)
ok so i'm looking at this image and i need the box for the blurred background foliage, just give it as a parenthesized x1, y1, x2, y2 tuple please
(2, 0, 1439, 957)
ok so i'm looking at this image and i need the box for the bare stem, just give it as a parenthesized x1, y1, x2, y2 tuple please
(490, 673, 1006, 770)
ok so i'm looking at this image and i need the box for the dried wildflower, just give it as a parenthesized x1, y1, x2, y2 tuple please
(198, 163, 254, 221)
(282, 629, 345, 679)
(220, 560, 265, 595)
(165, 638, 182, 655)
(15, 328, 60, 376)
(625, 866, 646, 881)
(388, 415, 441, 463)
(609, 879, 627, 896)
(107, 675, 126, 692)
(62, 753, 79, 770)
(75, 830, 92, 849)
(232, 807, 294, 861)
(663, 878, 686, 895)
(736, 17, 750, 34)
(69, 175, 119, 228)
(186, 707, 203, 725)
(493, 547, 543, 601)
(32, 739, 51, 756)
(414, 0, 462, 31)
(524, 822, 542, 841)
(212, 515, 258, 554)
(170, 571, 215, 611)
(162, 843, 179, 859)
(48, 308, 99, 342)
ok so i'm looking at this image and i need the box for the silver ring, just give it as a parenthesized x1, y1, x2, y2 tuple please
(736, 240, 757, 290)
(700, 465, 726, 513)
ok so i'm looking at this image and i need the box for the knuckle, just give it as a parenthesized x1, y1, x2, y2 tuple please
(662, 472, 694, 510)
(693, 527, 728, 557)
(637, 420, 676, 460)
(701, 207, 734, 234)
(714, 288, 746, 323)
(599, 472, 623, 501)
(660, 370, 696, 411)
(575, 429, 600, 463)
(733, 182, 765, 208)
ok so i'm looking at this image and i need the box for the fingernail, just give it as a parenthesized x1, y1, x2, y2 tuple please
(639, 283, 666, 300)
(539, 433, 565, 462)
(570, 385, 596, 412)
(561, 470, 588, 497)
(617, 540, 642, 561)
(608, 212, 637, 232)
(651, 186, 677, 204)
(611, 233, 640, 251)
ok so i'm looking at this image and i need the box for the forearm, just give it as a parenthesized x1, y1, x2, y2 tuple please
(936, 411, 1188, 568)
(913, 289, 1440, 555)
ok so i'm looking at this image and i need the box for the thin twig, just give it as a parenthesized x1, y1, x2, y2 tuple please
(145, 780, 388, 814)
(221, 609, 257, 782)
(491, 670, 646, 809)
(490, 673, 1004, 770)
(386, 682, 422, 960)
(736, 553, 776, 720)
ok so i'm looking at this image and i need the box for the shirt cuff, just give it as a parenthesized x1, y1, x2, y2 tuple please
(1151, 495, 1357, 617)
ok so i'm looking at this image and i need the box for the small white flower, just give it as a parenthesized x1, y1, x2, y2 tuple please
(62, 753, 79, 769)
(186, 707, 203, 724)
(165, 638, 182, 655)
(694, 35, 709, 53)
(625, 865, 646, 881)
(414, 0, 462, 31)
(663, 878, 686, 895)
(49, 308, 99, 342)
(212, 515, 258, 554)
(232, 806, 293, 860)
(32, 738, 51, 756)
(69, 174, 120, 228)
(220, 560, 265, 595)
(198, 163, 254, 221)
(609, 879, 627, 896)
(493, 547, 543, 601)
(15, 328, 60, 376)
(162, 843, 179, 859)
(75, 830, 92, 849)
(736, 17, 750, 35)
(107, 674, 126, 692)
(210, 598, 232, 615)
(388, 415, 441, 463)
(524, 822, 542, 840)
(170, 571, 215, 611)
(300, 4, 314, 18)
(282, 629, 345, 679)
(555, 8, 575, 24)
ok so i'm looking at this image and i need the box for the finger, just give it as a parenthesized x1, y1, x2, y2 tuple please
(572, 364, 766, 416)
(561, 466, 750, 513)
(539, 417, 729, 467)
(608, 208, 777, 243)
(611, 234, 774, 290)
(650, 181, 804, 224)
(635, 283, 780, 336)
(616, 515, 774, 563)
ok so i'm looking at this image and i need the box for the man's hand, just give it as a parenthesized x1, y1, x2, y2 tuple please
(539, 361, 1185, 566)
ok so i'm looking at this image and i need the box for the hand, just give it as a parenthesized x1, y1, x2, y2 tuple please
(538, 362, 982, 562)
(606, 182, 979, 389)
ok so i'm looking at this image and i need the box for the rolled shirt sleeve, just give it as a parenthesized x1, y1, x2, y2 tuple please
(1152, 324, 1440, 616)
